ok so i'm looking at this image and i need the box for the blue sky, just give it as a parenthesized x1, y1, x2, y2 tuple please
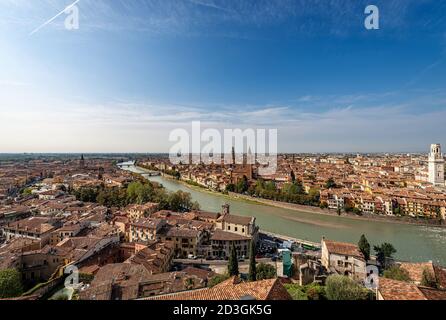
(0, 0, 445, 153)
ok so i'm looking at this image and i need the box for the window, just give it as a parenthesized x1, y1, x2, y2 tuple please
(227, 226, 231, 230)
(235, 227, 238, 232)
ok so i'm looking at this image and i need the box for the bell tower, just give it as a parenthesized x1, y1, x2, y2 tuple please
(80, 154, 85, 169)
(428, 144, 445, 186)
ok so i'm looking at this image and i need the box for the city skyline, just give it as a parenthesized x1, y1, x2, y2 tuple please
(1, 0, 446, 153)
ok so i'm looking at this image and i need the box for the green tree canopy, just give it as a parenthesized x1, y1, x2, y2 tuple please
(256, 263, 276, 280)
(383, 265, 411, 282)
(236, 175, 249, 193)
(264, 181, 277, 192)
(325, 275, 370, 300)
(0, 269, 23, 298)
(325, 178, 337, 189)
(208, 274, 230, 287)
(420, 268, 438, 288)
(374, 243, 397, 270)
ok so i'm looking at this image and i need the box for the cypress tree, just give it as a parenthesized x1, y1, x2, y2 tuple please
(248, 241, 257, 281)
(358, 234, 371, 261)
(228, 243, 239, 276)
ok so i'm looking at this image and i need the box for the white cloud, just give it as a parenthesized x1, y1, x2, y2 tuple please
(1, 90, 445, 153)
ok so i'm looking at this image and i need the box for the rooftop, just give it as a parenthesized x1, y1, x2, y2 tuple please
(323, 239, 364, 260)
(143, 276, 291, 300)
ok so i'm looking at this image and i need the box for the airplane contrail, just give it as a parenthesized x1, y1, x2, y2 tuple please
(29, 0, 81, 36)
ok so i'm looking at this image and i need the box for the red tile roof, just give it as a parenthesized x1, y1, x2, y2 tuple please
(323, 239, 364, 260)
(143, 276, 291, 300)
(378, 277, 426, 300)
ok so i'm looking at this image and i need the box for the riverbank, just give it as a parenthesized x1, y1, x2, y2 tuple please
(138, 167, 446, 228)
(228, 192, 446, 228)
(127, 165, 446, 265)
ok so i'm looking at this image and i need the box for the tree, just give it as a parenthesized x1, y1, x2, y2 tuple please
(256, 263, 276, 280)
(0, 269, 23, 298)
(325, 178, 336, 189)
(420, 268, 438, 288)
(435, 207, 442, 220)
(305, 283, 326, 300)
(290, 170, 296, 183)
(227, 243, 239, 276)
(167, 190, 199, 212)
(325, 275, 370, 300)
(248, 241, 257, 281)
(21, 187, 33, 196)
(226, 184, 236, 192)
(358, 235, 371, 261)
(264, 181, 277, 192)
(283, 284, 308, 300)
(208, 274, 229, 287)
(236, 175, 249, 194)
(383, 266, 411, 282)
(374, 243, 397, 270)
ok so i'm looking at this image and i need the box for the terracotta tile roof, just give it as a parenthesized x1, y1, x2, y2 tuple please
(399, 262, 435, 284)
(323, 239, 364, 260)
(80, 263, 153, 300)
(131, 218, 164, 229)
(211, 230, 251, 241)
(221, 214, 253, 225)
(143, 277, 291, 300)
(378, 277, 426, 300)
(4, 217, 56, 235)
(433, 265, 446, 289)
(162, 226, 201, 238)
(193, 211, 220, 220)
(418, 287, 446, 300)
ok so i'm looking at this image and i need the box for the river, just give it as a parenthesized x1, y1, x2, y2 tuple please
(123, 164, 446, 265)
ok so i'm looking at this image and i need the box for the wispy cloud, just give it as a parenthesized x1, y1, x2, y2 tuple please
(1, 88, 445, 153)
(1, 0, 441, 38)
(187, 0, 234, 13)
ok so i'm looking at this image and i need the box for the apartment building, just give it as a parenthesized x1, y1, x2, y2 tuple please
(129, 218, 166, 242)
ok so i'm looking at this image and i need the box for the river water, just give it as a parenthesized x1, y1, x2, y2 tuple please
(123, 164, 446, 265)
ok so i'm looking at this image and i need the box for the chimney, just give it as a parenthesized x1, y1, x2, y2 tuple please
(222, 204, 230, 216)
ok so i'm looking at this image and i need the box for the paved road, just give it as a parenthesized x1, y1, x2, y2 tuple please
(173, 258, 278, 274)
(173, 257, 273, 266)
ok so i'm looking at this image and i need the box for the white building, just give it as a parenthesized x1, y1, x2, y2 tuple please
(428, 144, 445, 186)
(321, 239, 367, 282)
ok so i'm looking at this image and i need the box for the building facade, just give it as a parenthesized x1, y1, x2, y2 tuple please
(428, 144, 445, 186)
